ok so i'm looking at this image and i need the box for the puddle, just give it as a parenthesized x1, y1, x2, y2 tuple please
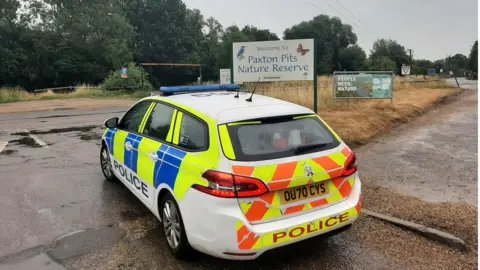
(28, 125, 98, 135)
(9, 137, 43, 148)
(118, 216, 159, 240)
(120, 209, 151, 221)
(0, 150, 18, 155)
(79, 133, 102, 141)
(36, 114, 82, 119)
(53, 107, 76, 111)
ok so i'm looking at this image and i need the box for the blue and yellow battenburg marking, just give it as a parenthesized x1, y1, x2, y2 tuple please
(124, 133, 143, 173)
(155, 146, 187, 189)
(104, 128, 118, 155)
(104, 128, 190, 198)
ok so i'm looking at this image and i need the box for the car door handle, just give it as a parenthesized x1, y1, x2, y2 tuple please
(125, 142, 133, 151)
(148, 152, 158, 162)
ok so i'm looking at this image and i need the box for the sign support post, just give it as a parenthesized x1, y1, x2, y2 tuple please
(313, 39, 318, 114)
(230, 42, 234, 84)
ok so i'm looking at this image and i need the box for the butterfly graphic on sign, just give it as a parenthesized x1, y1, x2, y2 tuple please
(297, 43, 310, 56)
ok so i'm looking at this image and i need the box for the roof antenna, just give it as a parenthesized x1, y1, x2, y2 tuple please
(234, 84, 241, 98)
(246, 77, 261, 102)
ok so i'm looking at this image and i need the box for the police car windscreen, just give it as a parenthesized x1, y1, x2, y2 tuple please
(226, 115, 340, 162)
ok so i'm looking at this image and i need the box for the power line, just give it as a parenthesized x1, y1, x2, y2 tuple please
(304, 0, 380, 37)
(317, 0, 360, 28)
(333, 0, 372, 30)
(305, 0, 323, 11)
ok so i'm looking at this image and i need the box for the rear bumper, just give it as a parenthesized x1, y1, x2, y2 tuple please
(178, 174, 362, 260)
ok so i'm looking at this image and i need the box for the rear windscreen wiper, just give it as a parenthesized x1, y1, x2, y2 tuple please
(293, 143, 328, 155)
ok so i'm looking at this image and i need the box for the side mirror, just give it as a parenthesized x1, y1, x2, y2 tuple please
(105, 117, 119, 128)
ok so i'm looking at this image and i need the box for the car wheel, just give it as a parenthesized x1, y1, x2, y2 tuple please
(160, 193, 193, 259)
(100, 143, 117, 182)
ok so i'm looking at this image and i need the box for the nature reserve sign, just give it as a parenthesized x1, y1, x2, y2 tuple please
(333, 72, 393, 99)
(232, 39, 315, 83)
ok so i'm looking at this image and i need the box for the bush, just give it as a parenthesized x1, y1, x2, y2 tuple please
(103, 62, 153, 91)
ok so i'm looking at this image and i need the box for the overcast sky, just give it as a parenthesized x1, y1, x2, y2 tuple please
(183, 0, 478, 61)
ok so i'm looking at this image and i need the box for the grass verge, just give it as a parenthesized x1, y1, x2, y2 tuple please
(0, 85, 151, 104)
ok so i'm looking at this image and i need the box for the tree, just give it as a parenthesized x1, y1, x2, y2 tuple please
(339, 45, 366, 71)
(366, 56, 396, 73)
(412, 59, 434, 75)
(200, 17, 224, 81)
(445, 53, 469, 75)
(283, 15, 357, 74)
(9, 0, 135, 89)
(369, 39, 409, 74)
(218, 25, 251, 69)
(241, 26, 279, 41)
(120, 0, 205, 86)
(469, 40, 478, 77)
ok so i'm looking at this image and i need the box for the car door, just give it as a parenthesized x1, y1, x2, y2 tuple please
(136, 102, 177, 205)
(112, 100, 153, 182)
(168, 111, 212, 201)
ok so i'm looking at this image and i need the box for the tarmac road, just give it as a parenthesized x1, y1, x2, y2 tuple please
(0, 79, 477, 269)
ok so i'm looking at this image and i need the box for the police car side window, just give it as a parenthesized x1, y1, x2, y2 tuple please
(178, 114, 208, 151)
(142, 103, 175, 141)
(118, 101, 152, 133)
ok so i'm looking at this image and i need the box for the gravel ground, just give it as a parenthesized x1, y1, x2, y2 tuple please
(360, 182, 477, 269)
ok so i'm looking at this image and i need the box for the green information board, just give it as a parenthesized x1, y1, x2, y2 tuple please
(333, 72, 394, 99)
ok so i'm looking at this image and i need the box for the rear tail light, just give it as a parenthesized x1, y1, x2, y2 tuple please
(192, 170, 268, 198)
(342, 152, 358, 176)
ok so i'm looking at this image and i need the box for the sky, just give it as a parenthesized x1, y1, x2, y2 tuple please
(183, 0, 478, 61)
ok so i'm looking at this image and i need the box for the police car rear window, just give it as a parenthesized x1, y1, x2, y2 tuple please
(224, 115, 340, 161)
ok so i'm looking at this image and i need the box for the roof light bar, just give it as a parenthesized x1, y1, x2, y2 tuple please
(160, 84, 240, 94)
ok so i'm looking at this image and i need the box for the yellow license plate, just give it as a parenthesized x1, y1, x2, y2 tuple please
(279, 182, 329, 204)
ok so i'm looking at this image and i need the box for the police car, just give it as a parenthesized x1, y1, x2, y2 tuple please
(100, 84, 362, 260)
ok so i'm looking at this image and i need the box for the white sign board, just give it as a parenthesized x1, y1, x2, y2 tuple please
(232, 39, 315, 83)
(220, 69, 231, 84)
(401, 65, 411, 75)
(440, 68, 444, 73)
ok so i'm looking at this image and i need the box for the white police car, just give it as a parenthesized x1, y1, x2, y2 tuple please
(100, 84, 362, 260)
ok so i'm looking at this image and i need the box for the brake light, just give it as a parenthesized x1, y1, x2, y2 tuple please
(193, 170, 268, 198)
(342, 152, 358, 176)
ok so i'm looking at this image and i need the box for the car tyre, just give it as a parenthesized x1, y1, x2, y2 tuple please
(160, 192, 193, 260)
(100, 143, 118, 182)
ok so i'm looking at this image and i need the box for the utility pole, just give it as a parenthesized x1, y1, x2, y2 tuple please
(407, 49, 413, 64)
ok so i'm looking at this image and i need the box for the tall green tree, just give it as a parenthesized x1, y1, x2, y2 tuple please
(284, 15, 357, 74)
(339, 45, 366, 71)
(468, 40, 478, 76)
(241, 26, 279, 41)
(201, 17, 224, 81)
(412, 59, 434, 75)
(218, 25, 251, 69)
(17, 0, 134, 88)
(445, 53, 469, 75)
(0, 0, 24, 87)
(369, 39, 409, 74)
(120, 0, 205, 86)
(366, 56, 396, 72)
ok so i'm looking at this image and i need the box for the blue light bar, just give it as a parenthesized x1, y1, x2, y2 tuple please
(160, 84, 240, 94)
